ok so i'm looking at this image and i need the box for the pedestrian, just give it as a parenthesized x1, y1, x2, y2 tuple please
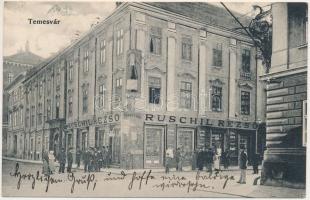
(191, 149, 198, 171)
(105, 146, 112, 168)
(165, 147, 174, 173)
(48, 151, 56, 174)
(89, 148, 95, 172)
(237, 146, 248, 184)
(213, 145, 221, 170)
(83, 149, 90, 173)
(222, 149, 230, 169)
(58, 148, 66, 174)
(102, 146, 107, 169)
(252, 153, 259, 174)
(206, 148, 214, 173)
(97, 148, 103, 172)
(175, 147, 182, 171)
(42, 150, 50, 176)
(93, 148, 99, 172)
(67, 148, 73, 173)
(76, 148, 81, 168)
(197, 148, 204, 170)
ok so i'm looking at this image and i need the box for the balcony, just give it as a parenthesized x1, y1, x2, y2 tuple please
(240, 71, 252, 81)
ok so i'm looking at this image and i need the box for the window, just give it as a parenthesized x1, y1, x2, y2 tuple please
(39, 82, 43, 97)
(31, 106, 35, 127)
(180, 81, 192, 109)
(212, 43, 222, 67)
(288, 3, 308, 47)
(99, 84, 105, 108)
(83, 50, 89, 72)
(56, 68, 61, 84)
(242, 49, 251, 72)
(149, 27, 162, 55)
(69, 61, 73, 81)
(241, 91, 250, 115)
(8, 73, 13, 83)
(20, 109, 23, 125)
(68, 96, 73, 117)
(303, 100, 307, 147)
(56, 96, 60, 118)
(25, 109, 29, 127)
(211, 86, 222, 112)
(149, 77, 161, 104)
(100, 40, 106, 64)
(182, 37, 192, 61)
(83, 90, 88, 113)
(47, 79, 51, 93)
(37, 103, 43, 125)
(46, 100, 51, 120)
(116, 29, 124, 55)
(116, 78, 123, 88)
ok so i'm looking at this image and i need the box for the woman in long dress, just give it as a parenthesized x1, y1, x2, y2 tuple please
(48, 151, 56, 174)
(214, 147, 222, 170)
(42, 151, 50, 175)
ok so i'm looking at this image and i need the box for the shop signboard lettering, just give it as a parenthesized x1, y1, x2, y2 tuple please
(145, 114, 258, 130)
(66, 113, 120, 129)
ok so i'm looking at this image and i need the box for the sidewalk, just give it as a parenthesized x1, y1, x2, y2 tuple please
(3, 156, 261, 174)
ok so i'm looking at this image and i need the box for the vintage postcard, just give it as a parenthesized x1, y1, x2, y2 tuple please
(1, 0, 307, 198)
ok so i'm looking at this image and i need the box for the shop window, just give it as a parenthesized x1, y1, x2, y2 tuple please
(149, 77, 161, 104)
(180, 81, 192, 109)
(241, 91, 250, 115)
(242, 49, 251, 72)
(211, 86, 222, 112)
(150, 27, 161, 55)
(68, 96, 73, 117)
(83, 50, 89, 72)
(303, 100, 307, 147)
(182, 37, 192, 61)
(239, 135, 248, 151)
(116, 29, 124, 55)
(83, 90, 88, 113)
(212, 43, 222, 67)
(100, 40, 106, 64)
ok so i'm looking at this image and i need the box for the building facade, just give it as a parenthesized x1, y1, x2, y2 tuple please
(261, 3, 307, 188)
(5, 2, 266, 168)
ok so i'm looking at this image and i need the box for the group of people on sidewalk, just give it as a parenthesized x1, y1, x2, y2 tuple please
(42, 146, 112, 176)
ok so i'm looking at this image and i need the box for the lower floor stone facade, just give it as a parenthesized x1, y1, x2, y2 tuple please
(6, 111, 266, 169)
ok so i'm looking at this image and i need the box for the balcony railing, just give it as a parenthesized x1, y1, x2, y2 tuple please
(240, 71, 252, 80)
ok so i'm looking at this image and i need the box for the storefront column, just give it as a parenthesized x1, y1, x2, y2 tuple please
(88, 126, 96, 147)
(72, 129, 77, 164)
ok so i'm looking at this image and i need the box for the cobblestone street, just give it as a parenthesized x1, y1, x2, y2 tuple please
(1, 159, 305, 198)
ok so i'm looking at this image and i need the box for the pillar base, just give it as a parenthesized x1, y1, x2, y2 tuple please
(260, 148, 306, 189)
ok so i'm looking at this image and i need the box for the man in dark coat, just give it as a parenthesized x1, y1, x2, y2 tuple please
(252, 153, 260, 174)
(58, 148, 66, 173)
(237, 146, 248, 184)
(76, 148, 81, 168)
(67, 148, 73, 173)
(197, 148, 204, 171)
(83, 149, 90, 173)
(206, 148, 214, 173)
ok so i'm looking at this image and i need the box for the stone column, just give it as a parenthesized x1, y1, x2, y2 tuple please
(229, 38, 237, 119)
(198, 30, 207, 115)
(88, 126, 96, 147)
(72, 129, 77, 164)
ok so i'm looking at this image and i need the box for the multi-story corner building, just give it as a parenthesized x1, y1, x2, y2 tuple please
(3, 42, 43, 156)
(6, 2, 266, 168)
(261, 3, 307, 188)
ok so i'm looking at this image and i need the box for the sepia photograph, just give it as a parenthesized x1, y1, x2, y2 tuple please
(1, 0, 308, 198)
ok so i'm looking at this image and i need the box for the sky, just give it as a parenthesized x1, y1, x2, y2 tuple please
(3, 1, 270, 59)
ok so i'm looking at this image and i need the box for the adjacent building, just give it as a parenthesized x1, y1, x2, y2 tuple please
(261, 3, 307, 188)
(5, 2, 266, 169)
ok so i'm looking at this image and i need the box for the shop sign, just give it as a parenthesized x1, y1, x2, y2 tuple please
(145, 113, 258, 130)
(66, 113, 120, 129)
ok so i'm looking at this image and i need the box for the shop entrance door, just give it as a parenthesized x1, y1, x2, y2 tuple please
(144, 127, 164, 168)
(177, 129, 194, 166)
